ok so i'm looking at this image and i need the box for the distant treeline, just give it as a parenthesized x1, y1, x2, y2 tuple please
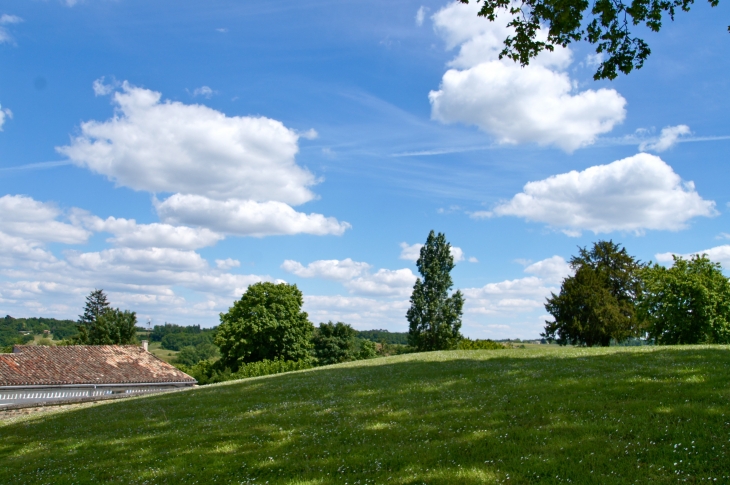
(355, 329, 408, 345)
(148, 324, 411, 349)
(0, 315, 79, 347)
(149, 323, 216, 351)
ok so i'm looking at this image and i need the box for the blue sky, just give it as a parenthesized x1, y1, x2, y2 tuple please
(0, 0, 728, 338)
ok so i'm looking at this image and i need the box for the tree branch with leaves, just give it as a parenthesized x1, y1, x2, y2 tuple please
(460, 0, 725, 79)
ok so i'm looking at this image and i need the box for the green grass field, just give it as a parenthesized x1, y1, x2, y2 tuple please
(147, 340, 179, 363)
(2, 346, 729, 484)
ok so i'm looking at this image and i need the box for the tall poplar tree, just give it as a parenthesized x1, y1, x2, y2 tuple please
(407, 231, 464, 351)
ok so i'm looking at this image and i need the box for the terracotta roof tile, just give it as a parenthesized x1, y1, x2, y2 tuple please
(0, 345, 196, 386)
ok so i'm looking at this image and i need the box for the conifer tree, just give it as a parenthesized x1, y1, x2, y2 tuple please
(74, 289, 137, 345)
(543, 240, 643, 346)
(407, 231, 464, 351)
(78, 289, 110, 327)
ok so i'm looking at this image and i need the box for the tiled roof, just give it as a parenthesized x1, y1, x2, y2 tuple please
(0, 345, 196, 386)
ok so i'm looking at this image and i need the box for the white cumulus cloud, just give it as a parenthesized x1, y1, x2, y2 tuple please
(0, 195, 90, 244)
(58, 81, 349, 238)
(303, 295, 410, 329)
(523, 255, 573, 284)
(281, 258, 371, 281)
(155, 194, 350, 237)
(428, 1, 626, 152)
(639, 124, 691, 152)
(462, 256, 570, 321)
(0, 232, 57, 267)
(492, 153, 716, 235)
(57, 82, 317, 205)
(215, 258, 240, 270)
(66, 247, 210, 273)
(347, 268, 417, 297)
(282, 258, 417, 297)
(72, 212, 224, 249)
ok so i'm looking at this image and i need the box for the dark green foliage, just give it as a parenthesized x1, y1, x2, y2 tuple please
(78, 289, 110, 327)
(177, 357, 312, 385)
(357, 339, 378, 359)
(640, 254, 730, 344)
(215, 282, 314, 371)
(460, 0, 726, 80)
(312, 321, 358, 365)
(543, 240, 643, 346)
(150, 323, 214, 343)
(174, 343, 220, 366)
(161, 332, 212, 351)
(457, 338, 505, 350)
(77, 308, 138, 345)
(355, 329, 408, 345)
(407, 231, 464, 351)
(377, 342, 413, 356)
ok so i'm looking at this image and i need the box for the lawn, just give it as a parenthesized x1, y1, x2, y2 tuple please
(1, 346, 729, 484)
(147, 340, 179, 363)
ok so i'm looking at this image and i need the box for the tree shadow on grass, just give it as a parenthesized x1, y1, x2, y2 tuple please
(1, 347, 729, 484)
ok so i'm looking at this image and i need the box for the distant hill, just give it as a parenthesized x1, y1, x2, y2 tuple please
(0, 315, 78, 347)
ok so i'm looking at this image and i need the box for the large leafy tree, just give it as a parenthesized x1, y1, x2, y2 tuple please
(312, 321, 358, 365)
(407, 231, 464, 351)
(81, 309, 138, 345)
(639, 254, 730, 344)
(460, 0, 727, 80)
(543, 240, 643, 346)
(215, 282, 314, 370)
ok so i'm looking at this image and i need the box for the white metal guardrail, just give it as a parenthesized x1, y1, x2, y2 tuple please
(0, 382, 193, 408)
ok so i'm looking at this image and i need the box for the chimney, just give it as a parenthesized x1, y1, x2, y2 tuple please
(142, 340, 149, 352)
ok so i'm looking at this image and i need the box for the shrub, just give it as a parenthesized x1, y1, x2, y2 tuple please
(161, 332, 212, 351)
(357, 339, 378, 359)
(177, 358, 312, 385)
(312, 321, 358, 365)
(457, 339, 505, 350)
(174, 343, 220, 366)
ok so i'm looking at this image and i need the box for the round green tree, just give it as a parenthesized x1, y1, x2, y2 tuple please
(407, 230, 464, 351)
(215, 282, 314, 370)
(312, 321, 358, 365)
(639, 254, 730, 344)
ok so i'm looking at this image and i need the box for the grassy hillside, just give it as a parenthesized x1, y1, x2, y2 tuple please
(2, 346, 729, 484)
